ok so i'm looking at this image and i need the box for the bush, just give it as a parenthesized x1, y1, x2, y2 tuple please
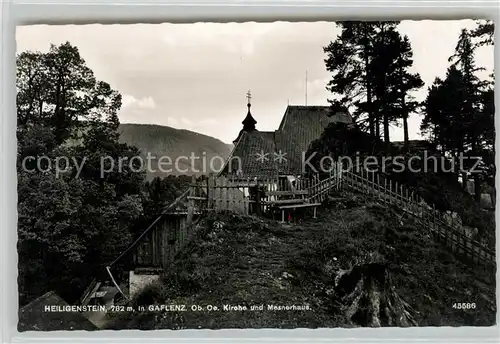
(133, 282, 168, 306)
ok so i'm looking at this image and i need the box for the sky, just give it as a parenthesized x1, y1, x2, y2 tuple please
(16, 20, 494, 144)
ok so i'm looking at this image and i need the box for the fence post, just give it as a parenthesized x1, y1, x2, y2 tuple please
(366, 170, 370, 195)
(186, 175, 195, 226)
(359, 168, 365, 191)
(315, 173, 323, 202)
(394, 181, 397, 203)
(368, 170, 372, 195)
(432, 204, 436, 230)
(383, 178, 387, 203)
(335, 162, 339, 189)
(224, 176, 230, 211)
(315, 174, 319, 203)
(393, 181, 397, 202)
(213, 176, 219, 212)
(389, 180, 392, 204)
(311, 174, 315, 202)
(207, 175, 214, 211)
(256, 179, 261, 216)
(337, 161, 341, 190)
(316, 173, 320, 201)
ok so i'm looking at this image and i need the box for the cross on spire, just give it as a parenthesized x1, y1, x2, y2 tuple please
(233, 89, 257, 144)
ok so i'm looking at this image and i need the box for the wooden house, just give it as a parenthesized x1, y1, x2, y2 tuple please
(220, 99, 353, 183)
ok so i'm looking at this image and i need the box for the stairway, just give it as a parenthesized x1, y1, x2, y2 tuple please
(340, 170, 495, 273)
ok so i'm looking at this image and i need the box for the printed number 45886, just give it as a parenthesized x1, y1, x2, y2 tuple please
(452, 303, 476, 310)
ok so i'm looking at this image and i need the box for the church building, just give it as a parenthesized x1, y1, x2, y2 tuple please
(220, 92, 354, 179)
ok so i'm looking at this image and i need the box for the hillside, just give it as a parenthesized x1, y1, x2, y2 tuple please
(118, 124, 232, 180)
(108, 190, 496, 329)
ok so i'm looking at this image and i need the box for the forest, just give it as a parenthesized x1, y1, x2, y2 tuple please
(322, 20, 494, 200)
(16, 42, 190, 304)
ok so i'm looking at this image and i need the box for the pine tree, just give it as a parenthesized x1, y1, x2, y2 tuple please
(324, 21, 400, 139)
(471, 20, 494, 47)
(324, 22, 375, 134)
(422, 28, 493, 201)
(369, 24, 422, 150)
(421, 66, 466, 154)
(385, 33, 424, 151)
(449, 29, 487, 200)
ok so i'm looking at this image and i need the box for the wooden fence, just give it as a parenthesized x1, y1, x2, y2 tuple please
(201, 165, 344, 216)
(206, 175, 252, 214)
(131, 162, 494, 275)
(342, 169, 495, 271)
(131, 173, 328, 270)
(133, 183, 205, 269)
(308, 166, 343, 203)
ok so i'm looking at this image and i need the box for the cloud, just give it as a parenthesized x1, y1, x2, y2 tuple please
(166, 116, 180, 128)
(165, 116, 214, 131)
(164, 116, 196, 129)
(121, 95, 156, 110)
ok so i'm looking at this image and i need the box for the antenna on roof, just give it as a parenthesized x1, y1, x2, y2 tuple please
(305, 70, 308, 106)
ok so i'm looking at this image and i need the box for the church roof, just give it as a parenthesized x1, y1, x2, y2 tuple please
(242, 111, 257, 128)
(221, 105, 353, 178)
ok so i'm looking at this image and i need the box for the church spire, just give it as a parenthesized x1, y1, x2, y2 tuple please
(247, 90, 252, 107)
(242, 90, 256, 131)
(233, 90, 257, 144)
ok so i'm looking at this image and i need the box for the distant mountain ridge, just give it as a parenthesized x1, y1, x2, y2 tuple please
(118, 123, 232, 180)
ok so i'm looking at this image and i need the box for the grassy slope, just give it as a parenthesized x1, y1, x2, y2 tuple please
(118, 124, 232, 179)
(108, 191, 496, 329)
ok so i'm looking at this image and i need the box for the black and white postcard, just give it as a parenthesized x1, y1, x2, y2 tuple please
(16, 20, 495, 330)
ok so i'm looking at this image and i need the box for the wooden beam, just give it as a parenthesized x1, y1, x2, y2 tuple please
(263, 199, 306, 205)
(265, 190, 309, 197)
(278, 203, 321, 210)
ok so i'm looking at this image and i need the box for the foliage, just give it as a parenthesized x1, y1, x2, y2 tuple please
(471, 20, 494, 47)
(324, 22, 423, 149)
(306, 122, 388, 178)
(130, 175, 193, 240)
(421, 28, 495, 200)
(324, 21, 494, 206)
(17, 42, 146, 305)
(306, 121, 494, 244)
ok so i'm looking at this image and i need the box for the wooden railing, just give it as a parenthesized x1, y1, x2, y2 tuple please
(341, 169, 495, 272)
(131, 184, 205, 269)
(307, 164, 343, 203)
(203, 175, 317, 215)
(205, 175, 252, 214)
(127, 160, 494, 280)
(170, 169, 495, 273)
(201, 163, 345, 215)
